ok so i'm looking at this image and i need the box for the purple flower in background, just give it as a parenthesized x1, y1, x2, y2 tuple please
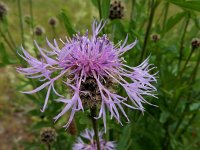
(17, 20, 157, 130)
(72, 129, 116, 150)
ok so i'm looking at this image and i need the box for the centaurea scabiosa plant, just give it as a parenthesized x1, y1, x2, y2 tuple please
(72, 129, 116, 150)
(17, 20, 157, 131)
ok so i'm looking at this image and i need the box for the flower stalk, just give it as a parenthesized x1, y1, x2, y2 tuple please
(47, 144, 51, 150)
(97, 0, 102, 20)
(17, 0, 25, 47)
(29, 0, 34, 40)
(178, 13, 190, 71)
(174, 50, 200, 135)
(140, 0, 157, 62)
(179, 47, 195, 78)
(90, 107, 101, 150)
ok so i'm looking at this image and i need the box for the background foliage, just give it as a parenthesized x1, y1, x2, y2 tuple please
(0, 0, 200, 149)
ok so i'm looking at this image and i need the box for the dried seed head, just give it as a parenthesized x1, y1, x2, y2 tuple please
(40, 127, 56, 145)
(48, 17, 57, 26)
(0, 3, 7, 21)
(191, 38, 200, 50)
(151, 34, 160, 42)
(34, 26, 44, 36)
(109, 1, 124, 20)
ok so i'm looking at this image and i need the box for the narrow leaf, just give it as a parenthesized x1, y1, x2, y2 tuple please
(165, 12, 186, 32)
(59, 10, 76, 37)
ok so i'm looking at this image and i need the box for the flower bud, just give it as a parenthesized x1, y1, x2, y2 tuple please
(151, 34, 160, 42)
(191, 38, 200, 50)
(40, 127, 56, 145)
(48, 17, 57, 26)
(109, 1, 124, 20)
(34, 26, 44, 36)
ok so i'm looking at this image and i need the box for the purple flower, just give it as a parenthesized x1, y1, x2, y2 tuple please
(17, 20, 157, 130)
(72, 129, 116, 150)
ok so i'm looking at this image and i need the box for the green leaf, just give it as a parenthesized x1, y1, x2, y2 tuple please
(59, 10, 76, 37)
(165, 12, 186, 32)
(101, 0, 110, 19)
(90, 0, 98, 8)
(168, 0, 200, 12)
(117, 125, 131, 150)
(159, 111, 170, 123)
(32, 121, 51, 130)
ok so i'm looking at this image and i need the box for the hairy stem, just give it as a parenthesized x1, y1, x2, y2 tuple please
(90, 107, 101, 150)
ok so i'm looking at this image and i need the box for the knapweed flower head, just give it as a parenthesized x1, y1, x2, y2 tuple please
(72, 129, 116, 150)
(17, 20, 157, 130)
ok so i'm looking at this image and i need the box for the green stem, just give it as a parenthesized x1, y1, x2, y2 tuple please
(162, 121, 170, 150)
(17, 0, 25, 47)
(47, 144, 51, 150)
(130, 0, 135, 21)
(189, 50, 200, 82)
(128, 0, 136, 31)
(139, 0, 156, 62)
(0, 29, 14, 51)
(178, 106, 198, 138)
(90, 107, 101, 150)
(29, 0, 34, 40)
(174, 51, 200, 135)
(179, 47, 195, 78)
(161, 2, 169, 37)
(173, 95, 190, 134)
(178, 14, 190, 71)
(97, 0, 102, 20)
(52, 26, 58, 39)
(7, 29, 17, 48)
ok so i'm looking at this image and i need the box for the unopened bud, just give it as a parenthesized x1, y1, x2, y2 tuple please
(191, 38, 200, 50)
(109, 1, 124, 20)
(34, 26, 44, 36)
(151, 34, 160, 42)
(48, 17, 57, 26)
(40, 127, 56, 145)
